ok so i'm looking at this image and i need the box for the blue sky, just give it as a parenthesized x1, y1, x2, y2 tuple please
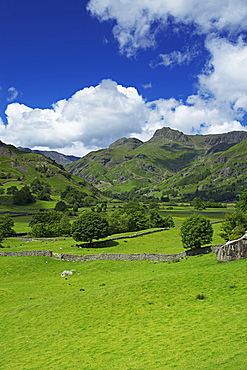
(0, 0, 247, 156)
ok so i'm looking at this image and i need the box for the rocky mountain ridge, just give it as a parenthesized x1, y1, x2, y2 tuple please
(18, 147, 80, 166)
(65, 127, 247, 200)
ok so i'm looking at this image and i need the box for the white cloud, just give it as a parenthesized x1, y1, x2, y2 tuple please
(142, 82, 152, 89)
(0, 79, 148, 156)
(7, 87, 19, 102)
(86, 0, 247, 138)
(150, 49, 197, 68)
(1, 78, 246, 156)
(87, 0, 247, 56)
(199, 37, 247, 116)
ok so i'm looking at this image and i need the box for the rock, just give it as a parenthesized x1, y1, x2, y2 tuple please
(60, 270, 73, 277)
(216, 232, 247, 262)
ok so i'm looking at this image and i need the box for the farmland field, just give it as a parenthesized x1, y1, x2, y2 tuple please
(1, 203, 246, 369)
(0, 254, 246, 369)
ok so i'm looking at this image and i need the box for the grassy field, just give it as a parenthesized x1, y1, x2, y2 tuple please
(2, 223, 225, 255)
(0, 254, 246, 369)
(1, 203, 245, 369)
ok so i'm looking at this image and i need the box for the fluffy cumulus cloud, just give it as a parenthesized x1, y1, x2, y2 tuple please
(1, 78, 246, 156)
(85, 0, 247, 141)
(1, 1, 247, 156)
(0, 80, 148, 156)
(199, 37, 247, 117)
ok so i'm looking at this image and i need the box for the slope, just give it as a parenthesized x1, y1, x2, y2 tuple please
(66, 127, 247, 199)
(0, 140, 99, 197)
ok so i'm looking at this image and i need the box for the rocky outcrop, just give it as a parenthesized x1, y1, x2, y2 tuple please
(216, 233, 247, 262)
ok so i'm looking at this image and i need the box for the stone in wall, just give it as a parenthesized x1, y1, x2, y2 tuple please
(216, 232, 247, 262)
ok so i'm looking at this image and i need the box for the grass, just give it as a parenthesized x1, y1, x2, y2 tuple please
(0, 254, 246, 369)
(1, 223, 225, 255)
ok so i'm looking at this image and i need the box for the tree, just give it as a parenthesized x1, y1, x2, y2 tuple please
(180, 214, 213, 249)
(54, 200, 67, 212)
(71, 210, 109, 244)
(149, 209, 174, 228)
(29, 210, 71, 237)
(6, 186, 18, 195)
(192, 197, 206, 210)
(31, 179, 51, 201)
(0, 215, 15, 240)
(220, 209, 247, 241)
(236, 189, 247, 212)
(13, 186, 35, 205)
(107, 210, 129, 234)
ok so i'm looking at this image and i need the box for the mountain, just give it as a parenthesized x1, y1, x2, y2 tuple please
(18, 147, 80, 166)
(66, 127, 247, 201)
(0, 141, 99, 197)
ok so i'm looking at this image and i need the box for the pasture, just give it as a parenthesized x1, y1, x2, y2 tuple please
(1, 203, 246, 369)
(0, 254, 246, 369)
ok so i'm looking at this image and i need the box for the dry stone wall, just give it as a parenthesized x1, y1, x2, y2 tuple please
(0, 245, 221, 262)
(0, 250, 52, 257)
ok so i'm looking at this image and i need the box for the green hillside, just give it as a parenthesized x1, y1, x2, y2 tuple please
(66, 128, 247, 200)
(0, 140, 100, 202)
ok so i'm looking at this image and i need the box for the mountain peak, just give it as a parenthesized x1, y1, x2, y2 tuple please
(149, 127, 191, 144)
(109, 137, 143, 149)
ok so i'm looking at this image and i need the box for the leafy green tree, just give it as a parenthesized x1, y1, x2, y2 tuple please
(192, 197, 206, 210)
(82, 196, 98, 207)
(72, 203, 79, 212)
(29, 210, 71, 237)
(6, 186, 18, 195)
(31, 179, 51, 201)
(13, 186, 35, 205)
(163, 214, 175, 228)
(107, 210, 130, 234)
(61, 186, 87, 206)
(180, 214, 213, 249)
(71, 210, 109, 244)
(220, 209, 247, 241)
(36, 189, 51, 201)
(149, 209, 174, 228)
(236, 189, 247, 212)
(127, 211, 149, 231)
(0, 215, 15, 240)
(54, 200, 67, 212)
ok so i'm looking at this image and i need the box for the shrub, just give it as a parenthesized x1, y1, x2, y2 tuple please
(180, 214, 213, 249)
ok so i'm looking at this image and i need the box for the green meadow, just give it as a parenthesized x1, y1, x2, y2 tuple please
(1, 204, 246, 369)
(0, 254, 246, 369)
(2, 222, 224, 255)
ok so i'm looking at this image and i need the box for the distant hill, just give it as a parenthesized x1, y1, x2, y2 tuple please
(0, 141, 99, 197)
(18, 147, 80, 166)
(66, 127, 247, 201)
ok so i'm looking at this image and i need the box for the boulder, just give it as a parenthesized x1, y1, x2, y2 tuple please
(216, 232, 247, 262)
(60, 270, 73, 277)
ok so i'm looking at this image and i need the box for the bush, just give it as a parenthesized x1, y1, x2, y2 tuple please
(180, 214, 213, 249)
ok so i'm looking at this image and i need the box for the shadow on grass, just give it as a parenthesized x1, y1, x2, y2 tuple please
(76, 240, 119, 249)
